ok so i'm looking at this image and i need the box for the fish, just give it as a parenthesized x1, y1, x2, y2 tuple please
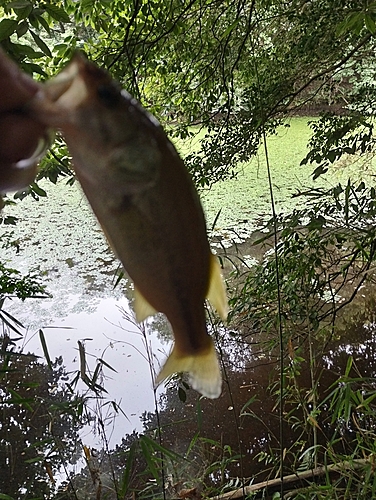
(29, 53, 228, 398)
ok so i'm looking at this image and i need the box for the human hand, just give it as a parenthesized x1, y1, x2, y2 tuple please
(0, 49, 48, 192)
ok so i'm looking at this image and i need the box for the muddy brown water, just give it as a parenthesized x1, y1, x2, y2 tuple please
(140, 303, 376, 485)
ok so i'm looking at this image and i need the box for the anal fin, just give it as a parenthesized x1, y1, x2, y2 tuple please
(134, 286, 157, 322)
(207, 253, 229, 322)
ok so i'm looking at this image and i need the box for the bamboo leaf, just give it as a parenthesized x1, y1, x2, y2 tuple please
(8, 1, 31, 7)
(44, 3, 71, 23)
(30, 30, 52, 57)
(118, 443, 136, 497)
(98, 358, 117, 373)
(140, 437, 160, 484)
(39, 329, 53, 370)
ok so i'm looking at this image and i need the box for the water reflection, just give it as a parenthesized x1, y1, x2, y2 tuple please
(3, 270, 376, 496)
(129, 300, 376, 486)
(0, 348, 85, 498)
(6, 297, 167, 441)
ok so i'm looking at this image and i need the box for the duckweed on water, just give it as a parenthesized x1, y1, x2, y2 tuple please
(202, 117, 376, 245)
(2, 181, 129, 325)
(3, 118, 376, 323)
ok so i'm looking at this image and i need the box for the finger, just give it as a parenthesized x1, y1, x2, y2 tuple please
(0, 160, 39, 192)
(0, 113, 46, 164)
(0, 49, 41, 112)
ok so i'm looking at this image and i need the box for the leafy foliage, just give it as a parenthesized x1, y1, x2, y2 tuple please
(230, 180, 376, 344)
(0, 262, 46, 300)
(1, 0, 376, 186)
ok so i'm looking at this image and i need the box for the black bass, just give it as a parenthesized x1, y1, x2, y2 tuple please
(30, 54, 228, 398)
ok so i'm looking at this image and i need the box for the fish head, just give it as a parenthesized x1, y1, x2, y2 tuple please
(33, 53, 161, 197)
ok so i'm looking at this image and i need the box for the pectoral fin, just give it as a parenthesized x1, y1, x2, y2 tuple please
(207, 253, 228, 322)
(134, 287, 157, 322)
(155, 339, 222, 399)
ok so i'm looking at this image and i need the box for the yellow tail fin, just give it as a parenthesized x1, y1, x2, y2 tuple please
(155, 339, 222, 399)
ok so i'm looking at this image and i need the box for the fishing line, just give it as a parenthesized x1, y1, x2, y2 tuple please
(140, 320, 167, 500)
(250, 20, 286, 495)
(210, 311, 246, 499)
(261, 129, 285, 491)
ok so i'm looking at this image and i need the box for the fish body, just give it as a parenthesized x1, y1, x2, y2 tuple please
(30, 55, 228, 398)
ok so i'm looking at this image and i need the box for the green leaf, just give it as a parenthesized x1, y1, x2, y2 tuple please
(44, 3, 71, 23)
(31, 182, 47, 197)
(140, 435, 183, 460)
(7, 389, 34, 411)
(14, 5, 33, 19)
(81, 0, 95, 10)
(327, 150, 336, 163)
(307, 215, 326, 231)
(16, 20, 28, 37)
(54, 42, 68, 55)
(36, 13, 51, 33)
(30, 30, 52, 57)
(2, 216, 18, 225)
(7, 1, 32, 7)
(221, 19, 240, 39)
(312, 164, 328, 180)
(21, 61, 47, 76)
(25, 456, 45, 464)
(0, 19, 18, 41)
(365, 13, 376, 33)
(118, 444, 136, 497)
(0, 494, 15, 500)
(139, 438, 160, 483)
(12, 42, 43, 58)
(344, 355, 353, 377)
(113, 269, 125, 289)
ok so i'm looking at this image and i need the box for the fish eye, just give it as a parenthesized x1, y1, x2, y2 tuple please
(97, 83, 121, 107)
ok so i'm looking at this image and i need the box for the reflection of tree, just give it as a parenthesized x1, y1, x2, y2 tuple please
(5, 299, 374, 498)
(0, 340, 86, 499)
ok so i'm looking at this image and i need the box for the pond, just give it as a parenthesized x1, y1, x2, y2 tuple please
(2, 117, 376, 494)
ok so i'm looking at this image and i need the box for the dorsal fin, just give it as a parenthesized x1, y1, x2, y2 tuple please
(206, 253, 228, 321)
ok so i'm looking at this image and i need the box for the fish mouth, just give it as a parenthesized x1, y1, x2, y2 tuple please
(27, 53, 89, 127)
(44, 57, 80, 102)
(43, 53, 88, 107)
